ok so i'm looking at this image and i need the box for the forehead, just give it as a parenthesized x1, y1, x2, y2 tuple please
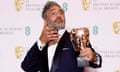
(48, 5, 63, 12)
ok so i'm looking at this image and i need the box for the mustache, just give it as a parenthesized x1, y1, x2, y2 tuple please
(55, 17, 63, 23)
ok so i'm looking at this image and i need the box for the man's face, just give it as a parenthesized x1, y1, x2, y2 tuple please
(45, 5, 65, 30)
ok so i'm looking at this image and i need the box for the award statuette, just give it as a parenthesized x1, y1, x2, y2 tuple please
(71, 27, 90, 52)
(71, 27, 90, 67)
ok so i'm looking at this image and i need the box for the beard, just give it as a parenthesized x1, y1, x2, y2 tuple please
(47, 17, 65, 30)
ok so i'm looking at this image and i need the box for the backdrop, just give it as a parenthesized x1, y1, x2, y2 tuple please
(0, 0, 120, 72)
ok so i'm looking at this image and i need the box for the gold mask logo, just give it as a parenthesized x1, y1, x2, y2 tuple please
(115, 70, 120, 72)
(15, 46, 25, 59)
(113, 21, 120, 34)
(82, 0, 91, 11)
(15, 0, 24, 11)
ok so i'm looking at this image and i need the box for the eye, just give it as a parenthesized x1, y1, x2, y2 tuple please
(59, 11, 63, 15)
(59, 10, 64, 15)
(50, 11, 57, 15)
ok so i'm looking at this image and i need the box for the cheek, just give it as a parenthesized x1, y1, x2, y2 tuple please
(62, 15, 65, 20)
(49, 16, 56, 21)
(47, 14, 55, 20)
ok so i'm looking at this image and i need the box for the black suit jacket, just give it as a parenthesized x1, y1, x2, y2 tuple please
(21, 30, 102, 72)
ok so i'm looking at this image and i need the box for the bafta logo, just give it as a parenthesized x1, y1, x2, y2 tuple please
(113, 21, 120, 34)
(71, 27, 90, 66)
(115, 70, 120, 72)
(15, 0, 24, 11)
(71, 27, 90, 51)
(15, 46, 24, 59)
(82, 0, 91, 11)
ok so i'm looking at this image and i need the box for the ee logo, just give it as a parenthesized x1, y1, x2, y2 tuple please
(92, 26, 99, 35)
(62, 2, 68, 12)
(25, 26, 31, 36)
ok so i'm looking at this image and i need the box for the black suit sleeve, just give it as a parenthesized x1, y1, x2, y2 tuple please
(21, 42, 41, 72)
(21, 42, 49, 72)
(77, 43, 102, 68)
(88, 43, 102, 68)
(89, 53, 102, 68)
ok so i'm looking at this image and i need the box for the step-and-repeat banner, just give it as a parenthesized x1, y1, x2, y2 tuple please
(0, 0, 120, 72)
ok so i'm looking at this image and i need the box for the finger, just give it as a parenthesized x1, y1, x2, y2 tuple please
(84, 55, 92, 62)
(50, 30, 58, 34)
(81, 51, 94, 62)
(44, 19, 48, 28)
(79, 53, 90, 61)
(43, 20, 55, 31)
(80, 52, 88, 57)
(47, 34, 60, 39)
(80, 48, 91, 54)
(80, 49, 88, 55)
(80, 49, 90, 57)
(47, 34, 59, 41)
(46, 29, 58, 35)
(42, 20, 49, 33)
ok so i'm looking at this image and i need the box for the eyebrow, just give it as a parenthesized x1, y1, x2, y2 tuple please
(49, 8, 64, 13)
(49, 9, 56, 12)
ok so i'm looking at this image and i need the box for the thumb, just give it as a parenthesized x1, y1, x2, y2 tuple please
(44, 19, 48, 28)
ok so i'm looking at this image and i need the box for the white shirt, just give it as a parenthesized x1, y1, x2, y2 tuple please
(37, 29, 65, 71)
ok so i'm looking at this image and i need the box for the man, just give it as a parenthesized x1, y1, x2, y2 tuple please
(21, 1, 102, 72)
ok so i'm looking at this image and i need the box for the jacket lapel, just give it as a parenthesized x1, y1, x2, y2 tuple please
(50, 30, 69, 72)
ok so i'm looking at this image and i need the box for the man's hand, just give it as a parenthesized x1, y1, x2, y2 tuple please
(39, 21, 60, 45)
(79, 48, 97, 62)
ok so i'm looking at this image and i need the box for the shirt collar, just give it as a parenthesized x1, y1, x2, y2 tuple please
(58, 29, 66, 38)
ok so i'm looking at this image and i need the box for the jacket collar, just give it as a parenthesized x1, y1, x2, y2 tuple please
(50, 30, 70, 72)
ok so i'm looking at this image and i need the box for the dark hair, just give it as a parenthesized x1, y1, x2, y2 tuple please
(42, 1, 60, 19)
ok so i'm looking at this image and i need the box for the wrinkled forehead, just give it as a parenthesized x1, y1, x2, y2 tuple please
(48, 5, 63, 12)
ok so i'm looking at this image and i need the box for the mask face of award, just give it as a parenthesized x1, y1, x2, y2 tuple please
(71, 27, 90, 67)
(71, 27, 89, 51)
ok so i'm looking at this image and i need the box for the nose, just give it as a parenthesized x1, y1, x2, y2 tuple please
(56, 12, 61, 17)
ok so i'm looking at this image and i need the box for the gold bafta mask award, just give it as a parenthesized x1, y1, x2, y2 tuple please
(71, 27, 90, 52)
(71, 27, 90, 67)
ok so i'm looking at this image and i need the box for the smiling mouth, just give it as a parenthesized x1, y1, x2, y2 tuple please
(55, 19, 63, 24)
